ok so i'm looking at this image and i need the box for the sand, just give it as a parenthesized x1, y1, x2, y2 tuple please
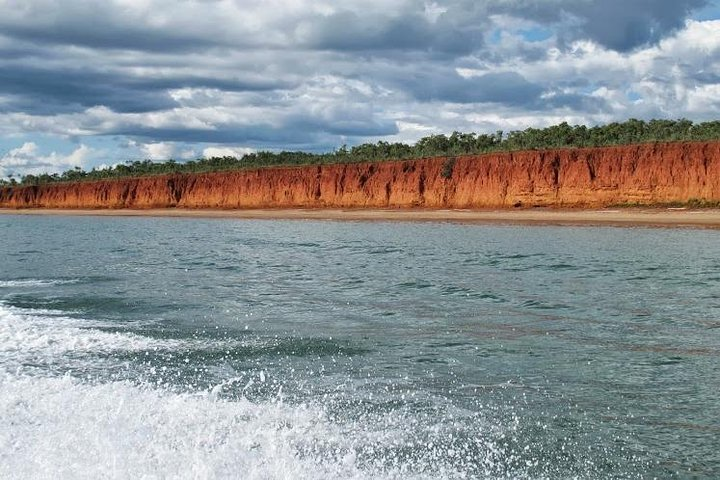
(3, 207, 720, 228)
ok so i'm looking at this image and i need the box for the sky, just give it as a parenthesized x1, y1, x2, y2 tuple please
(1, 0, 720, 178)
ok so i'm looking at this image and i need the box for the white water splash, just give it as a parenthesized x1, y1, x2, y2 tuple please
(0, 302, 372, 478)
(0, 370, 535, 480)
(0, 279, 80, 288)
(0, 373, 368, 480)
(0, 303, 526, 479)
(0, 303, 176, 360)
(0, 303, 266, 366)
(0, 297, 595, 478)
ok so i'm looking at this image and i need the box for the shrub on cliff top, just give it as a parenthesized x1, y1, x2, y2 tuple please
(3, 118, 720, 188)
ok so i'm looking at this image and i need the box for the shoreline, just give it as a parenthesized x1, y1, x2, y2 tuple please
(3, 207, 720, 228)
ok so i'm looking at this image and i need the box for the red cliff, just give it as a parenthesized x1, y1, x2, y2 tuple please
(2, 142, 719, 209)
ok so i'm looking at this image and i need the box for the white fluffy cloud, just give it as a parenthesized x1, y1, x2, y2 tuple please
(139, 142, 176, 160)
(0, 142, 91, 178)
(202, 146, 256, 158)
(131, 142, 255, 161)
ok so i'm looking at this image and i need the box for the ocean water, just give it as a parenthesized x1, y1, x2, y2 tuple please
(1, 215, 719, 479)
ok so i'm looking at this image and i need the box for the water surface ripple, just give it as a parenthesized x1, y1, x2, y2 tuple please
(1, 215, 719, 478)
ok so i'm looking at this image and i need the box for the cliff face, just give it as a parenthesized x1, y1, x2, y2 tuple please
(2, 142, 719, 209)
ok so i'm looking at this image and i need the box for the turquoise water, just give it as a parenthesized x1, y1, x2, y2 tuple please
(1, 215, 719, 478)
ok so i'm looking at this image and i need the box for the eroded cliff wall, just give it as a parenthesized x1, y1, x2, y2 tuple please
(2, 142, 719, 209)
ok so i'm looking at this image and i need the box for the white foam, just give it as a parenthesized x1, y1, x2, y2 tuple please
(0, 302, 375, 478)
(0, 373, 369, 480)
(0, 370, 539, 480)
(0, 305, 579, 478)
(0, 279, 79, 288)
(0, 303, 264, 366)
(0, 303, 178, 365)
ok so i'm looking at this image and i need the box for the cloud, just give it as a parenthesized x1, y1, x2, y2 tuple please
(399, 70, 544, 105)
(0, 56, 294, 115)
(202, 146, 256, 158)
(139, 142, 176, 161)
(128, 143, 256, 162)
(0, 0, 717, 177)
(0, 142, 91, 178)
(494, 0, 708, 52)
(567, 0, 708, 52)
(299, 9, 486, 54)
(0, 0, 264, 52)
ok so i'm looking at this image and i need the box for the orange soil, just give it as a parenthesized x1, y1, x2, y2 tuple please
(2, 143, 719, 209)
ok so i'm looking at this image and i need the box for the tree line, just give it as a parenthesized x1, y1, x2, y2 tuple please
(3, 118, 720, 187)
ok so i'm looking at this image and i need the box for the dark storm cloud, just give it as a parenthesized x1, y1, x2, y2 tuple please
(0, 63, 291, 114)
(567, 0, 707, 51)
(111, 114, 397, 146)
(0, 23, 220, 52)
(398, 71, 544, 106)
(305, 11, 485, 55)
(499, 0, 708, 51)
(0, 66, 176, 113)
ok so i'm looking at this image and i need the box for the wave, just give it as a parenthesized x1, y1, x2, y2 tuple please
(0, 303, 176, 359)
(0, 373, 354, 479)
(0, 370, 573, 480)
(0, 303, 265, 378)
(0, 278, 80, 288)
(0, 306, 625, 478)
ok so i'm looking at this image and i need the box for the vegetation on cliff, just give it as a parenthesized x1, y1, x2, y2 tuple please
(2, 142, 719, 210)
(3, 118, 720, 187)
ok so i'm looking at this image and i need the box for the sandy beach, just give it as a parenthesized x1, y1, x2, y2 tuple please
(3, 207, 720, 228)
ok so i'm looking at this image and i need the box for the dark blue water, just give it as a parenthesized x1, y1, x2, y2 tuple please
(1, 215, 719, 478)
